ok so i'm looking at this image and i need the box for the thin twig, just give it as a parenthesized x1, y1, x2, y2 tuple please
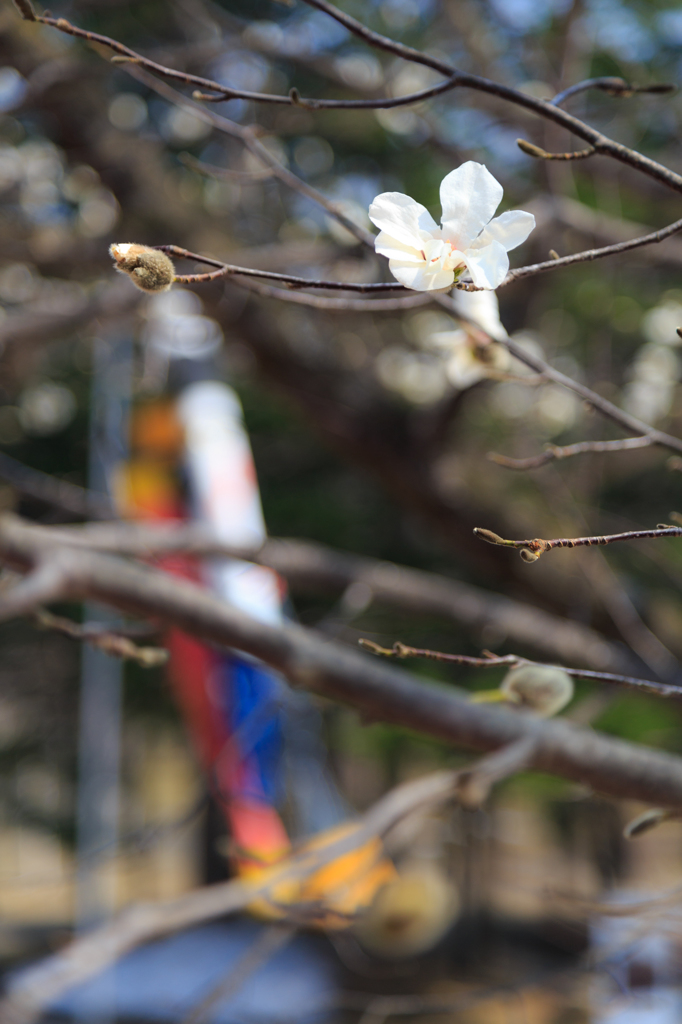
(158, 205, 682, 293)
(300, 0, 682, 195)
(229, 276, 434, 310)
(436, 295, 682, 457)
(193, 75, 461, 110)
(359, 639, 682, 700)
(488, 435, 656, 471)
(181, 925, 295, 1024)
(126, 67, 682, 293)
(474, 523, 682, 562)
(496, 216, 682, 288)
(551, 76, 675, 107)
(359, 638, 519, 668)
(34, 10, 460, 113)
(158, 245, 400, 291)
(9, 519, 622, 669)
(28, 3, 682, 202)
(0, 451, 114, 520)
(457, 736, 539, 808)
(34, 609, 168, 667)
(179, 152, 275, 181)
(0, 767, 471, 1023)
(516, 139, 596, 161)
(119, 66, 376, 249)
(0, 515, 681, 811)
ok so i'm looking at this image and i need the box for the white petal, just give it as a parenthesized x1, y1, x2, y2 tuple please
(388, 259, 454, 292)
(462, 240, 509, 290)
(451, 289, 507, 340)
(369, 192, 438, 250)
(374, 230, 424, 263)
(439, 162, 503, 249)
(472, 209, 535, 253)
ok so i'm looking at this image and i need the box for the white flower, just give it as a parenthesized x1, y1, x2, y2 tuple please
(432, 290, 510, 388)
(368, 162, 535, 292)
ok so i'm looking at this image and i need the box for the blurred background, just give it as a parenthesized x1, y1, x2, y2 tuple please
(3, 0, 682, 1021)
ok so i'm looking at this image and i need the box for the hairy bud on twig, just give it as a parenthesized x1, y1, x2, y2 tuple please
(520, 548, 540, 563)
(354, 863, 458, 958)
(472, 528, 506, 545)
(500, 665, 574, 717)
(109, 243, 175, 293)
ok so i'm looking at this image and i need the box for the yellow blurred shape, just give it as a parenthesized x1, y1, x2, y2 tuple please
(354, 861, 459, 957)
(243, 821, 398, 930)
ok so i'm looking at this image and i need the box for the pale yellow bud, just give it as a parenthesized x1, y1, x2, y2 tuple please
(500, 664, 574, 717)
(353, 863, 458, 958)
(109, 243, 174, 293)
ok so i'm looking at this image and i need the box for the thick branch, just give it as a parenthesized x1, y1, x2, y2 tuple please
(15, 521, 621, 670)
(0, 764, 477, 1023)
(0, 516, 681, 809)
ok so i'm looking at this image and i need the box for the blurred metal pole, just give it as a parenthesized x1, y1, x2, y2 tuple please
(75, 329, 132, 931)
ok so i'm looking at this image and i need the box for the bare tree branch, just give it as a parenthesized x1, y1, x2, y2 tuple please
(0, 451, 114, 520)
(359, 640, 682, 700)
(496, 216, 682, 287)
(34, 609, 168, 667)
(488, 436, 656, 471)
(456, 736, 538, 808)
(229, 277, 435, 311)
(14, 519, 622, 670)
(181, 925, 295, 1024)
(158, 245, 400, 291)
(123, 66, 375, 249)
(0, 516, 680, 808)
(436, 297, 682, 457)
(0, 767, 474, 1023)
(550, 76, 675, 107)
(300, 0, 682, 196)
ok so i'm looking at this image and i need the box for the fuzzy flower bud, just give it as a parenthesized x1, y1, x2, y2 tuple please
(354, 863, 458, 958)
(500, 665, 574, 717)
(109, 243, 175, 293)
